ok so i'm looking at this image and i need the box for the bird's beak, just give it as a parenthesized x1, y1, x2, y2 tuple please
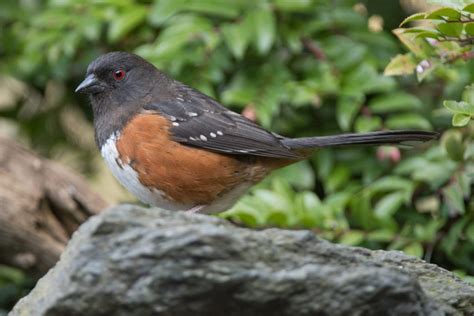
(75, 74, 103, 94)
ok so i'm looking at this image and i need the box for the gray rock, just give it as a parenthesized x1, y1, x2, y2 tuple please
(10, 205, 474, 316)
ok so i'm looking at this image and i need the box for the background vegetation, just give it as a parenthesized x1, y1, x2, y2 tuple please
(0, 0, 473, 312)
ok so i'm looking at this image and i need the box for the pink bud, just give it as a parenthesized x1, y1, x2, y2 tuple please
(242, 105, 257, 121)
(377, 146, 401, 163)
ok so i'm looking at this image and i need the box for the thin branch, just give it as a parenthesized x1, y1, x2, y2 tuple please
(301, 38, 326, 60)
(445, 50, 474, 63)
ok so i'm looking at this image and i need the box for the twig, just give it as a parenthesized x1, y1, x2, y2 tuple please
(301, 38, 326, 60)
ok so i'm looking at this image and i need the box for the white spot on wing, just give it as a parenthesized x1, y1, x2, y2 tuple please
(200, 135, 207, 141)
(187, 112, 198, 117)
(217, 131, 224, 136)
(172, 122, 179, 126)
(210, 132, 216, 137)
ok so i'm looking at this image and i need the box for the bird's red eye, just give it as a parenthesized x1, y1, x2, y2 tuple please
(113, 69, 125, 81)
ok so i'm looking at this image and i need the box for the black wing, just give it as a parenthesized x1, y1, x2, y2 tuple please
(142, 88, 300, 159)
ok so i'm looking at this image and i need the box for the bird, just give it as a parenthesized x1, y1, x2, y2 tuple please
(76, 51, 438, 214)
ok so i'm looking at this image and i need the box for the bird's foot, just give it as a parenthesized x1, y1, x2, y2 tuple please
(186, 205, 206, 214)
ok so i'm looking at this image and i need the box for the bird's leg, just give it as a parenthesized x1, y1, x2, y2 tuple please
(186, 205, 206, 214)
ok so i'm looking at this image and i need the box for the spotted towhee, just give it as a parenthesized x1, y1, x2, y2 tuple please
(76, 52, 437, 214)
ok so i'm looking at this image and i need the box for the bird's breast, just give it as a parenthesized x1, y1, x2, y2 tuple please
(100, 133, 189, 211)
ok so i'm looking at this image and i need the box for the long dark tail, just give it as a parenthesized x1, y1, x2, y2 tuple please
(282, 130, 438, 149)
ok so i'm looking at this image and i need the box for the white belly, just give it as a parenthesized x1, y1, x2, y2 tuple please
(199, 182, 254, 214)
(100, 133, 192, 211)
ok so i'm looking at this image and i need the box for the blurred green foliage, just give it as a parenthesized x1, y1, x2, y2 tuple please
(0, 266, 33, 314)
(383, 0, 474, 275)
(0, 0, 473, 310)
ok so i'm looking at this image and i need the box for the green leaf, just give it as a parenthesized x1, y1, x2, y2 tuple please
(444, 100, 473, 115)
(314, 150, 334, 180)
(465, 22, 474, 35)
(227, 210, 259, 227)
(322, 36, 367, 71)
(395, 157, 427, 175)
(368, 176, 414, 196)
(150, 0, 241, 25)
(149, 0, 187, 25)
(252, 8, 276, 54)
(108, 6, 147, 43)
(326, 166, 351, 193)
(271, 179, 295, 202)
(426, 7, 461, 20)
(403, 242, 424, 258)
(414, 220, 444, 241)
(184, 0, 242, 17)
(369, 92, 422, 113)
(463, 3, 474, 13)
(140, 17, 215, 69)
(464, 142, 474, 160)
(400, 13, 427, 27)
(392, 28, 431, 58)
(385, 113, 432, 130)
(339, 231, 364, 246)
(325, 191, 353, 216)
(0, 265, 26, 284)
(221, 72, 257, 105)
(351, 192, 377, 230)
(403, 27, 437, 34)
(412, 161, 457, 189)
(354, 116, 382, 133)
(271, 161, 315, 190)
(415, 31, 441, 39)
(222, 21, 251, 59)
(266, 211, 290, 227)
(467, 223, 474, 242)
(254, 189, 291, 212)
(274, 0, 312, 12)
(462, 84, 474, 104)
(403, 28, 440, 39)
(462, 84, 474, 106)
(343, 63, 395, 94)
(437, 22, 464, 37)
(458, 172, 472, 198)
(442, 129, 466, 161)
(336, 94, 364, 131)
(299, 191, 322, 212)
(368, 229, 395, 242)
(384, 54, 417, 76)
(443, 182, 466, 214)
(442, 217, 468, 255)
(374, 191, 405, 219)
(452, 113, 471, 126)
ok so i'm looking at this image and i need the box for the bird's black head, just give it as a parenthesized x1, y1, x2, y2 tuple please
(75, 51, 159, 99)
(76, 52, 170, 148)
